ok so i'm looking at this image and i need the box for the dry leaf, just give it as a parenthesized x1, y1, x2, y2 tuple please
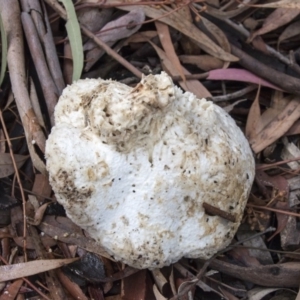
(153, 284, 167, 300)
(84, 8, 145, 71)
(56, 268, 89, 300)
(0, 129, 5, 153)
(228, 247, 261, 267)
(250, 96, 300, 153)
(119, 5, 238, 62)
(83, 9, 145, 51)
(179, 55, 223, 71)
(151, 269, 170, 296)
(278, 19, 300, 47)
(260, 91, 290, 128)
(268, 202, 290, 241)
(122, 269, 154, 300)
(27, 200, 52, 226)
(251, 0, 300, 9)
(199, 16, 232, 68)
(0, 153, 28, 178)
(13, 236, 56, 250)
(38, 215, 112, 258)
(248, 287, 283, 300)
(249, 8, 300, 42)
(30, 78, 46, 129)
(126, 31, 157, 44)
(281, 137, 300, 169)
(246, 86, 263, 141)
(155, 21, 185, 83)
(0, 258, 78, 282)
(206, 0, 260, 19)
(237, 229, 273, 265)
(1, 278, 23, 300)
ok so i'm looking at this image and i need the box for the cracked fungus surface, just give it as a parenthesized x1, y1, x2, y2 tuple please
(46, 72, 255, 269)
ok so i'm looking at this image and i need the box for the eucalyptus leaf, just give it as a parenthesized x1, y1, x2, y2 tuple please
(59, 0, 83, 82)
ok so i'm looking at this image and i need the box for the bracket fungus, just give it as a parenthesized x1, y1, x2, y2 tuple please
(46, 72, 255, 269)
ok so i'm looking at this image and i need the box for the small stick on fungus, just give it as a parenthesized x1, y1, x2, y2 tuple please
(203, 202, 237, 223)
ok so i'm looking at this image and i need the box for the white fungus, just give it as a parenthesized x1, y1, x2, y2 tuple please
(45, 72, 255, 269)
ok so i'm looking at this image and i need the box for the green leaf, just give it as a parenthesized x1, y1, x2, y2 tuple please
(59, 0, 83, 82)
(0, 12, 7, 87)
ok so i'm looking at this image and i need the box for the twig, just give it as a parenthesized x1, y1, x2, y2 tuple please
(21, 12, 58, 126)
(0, 110, 27, 261)
(203, 202, 237, 222)
(0, 0, 47, 174)
(231, 44, 300, 95)
(256, 156, 300, 170)
(211, 85, 257, 102)
(247, 203, 300, 217)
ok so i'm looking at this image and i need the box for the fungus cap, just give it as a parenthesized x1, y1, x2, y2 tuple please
(46, 72, 255, 269)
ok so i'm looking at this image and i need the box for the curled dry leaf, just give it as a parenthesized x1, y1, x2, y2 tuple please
(27, 201, 52, 226)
